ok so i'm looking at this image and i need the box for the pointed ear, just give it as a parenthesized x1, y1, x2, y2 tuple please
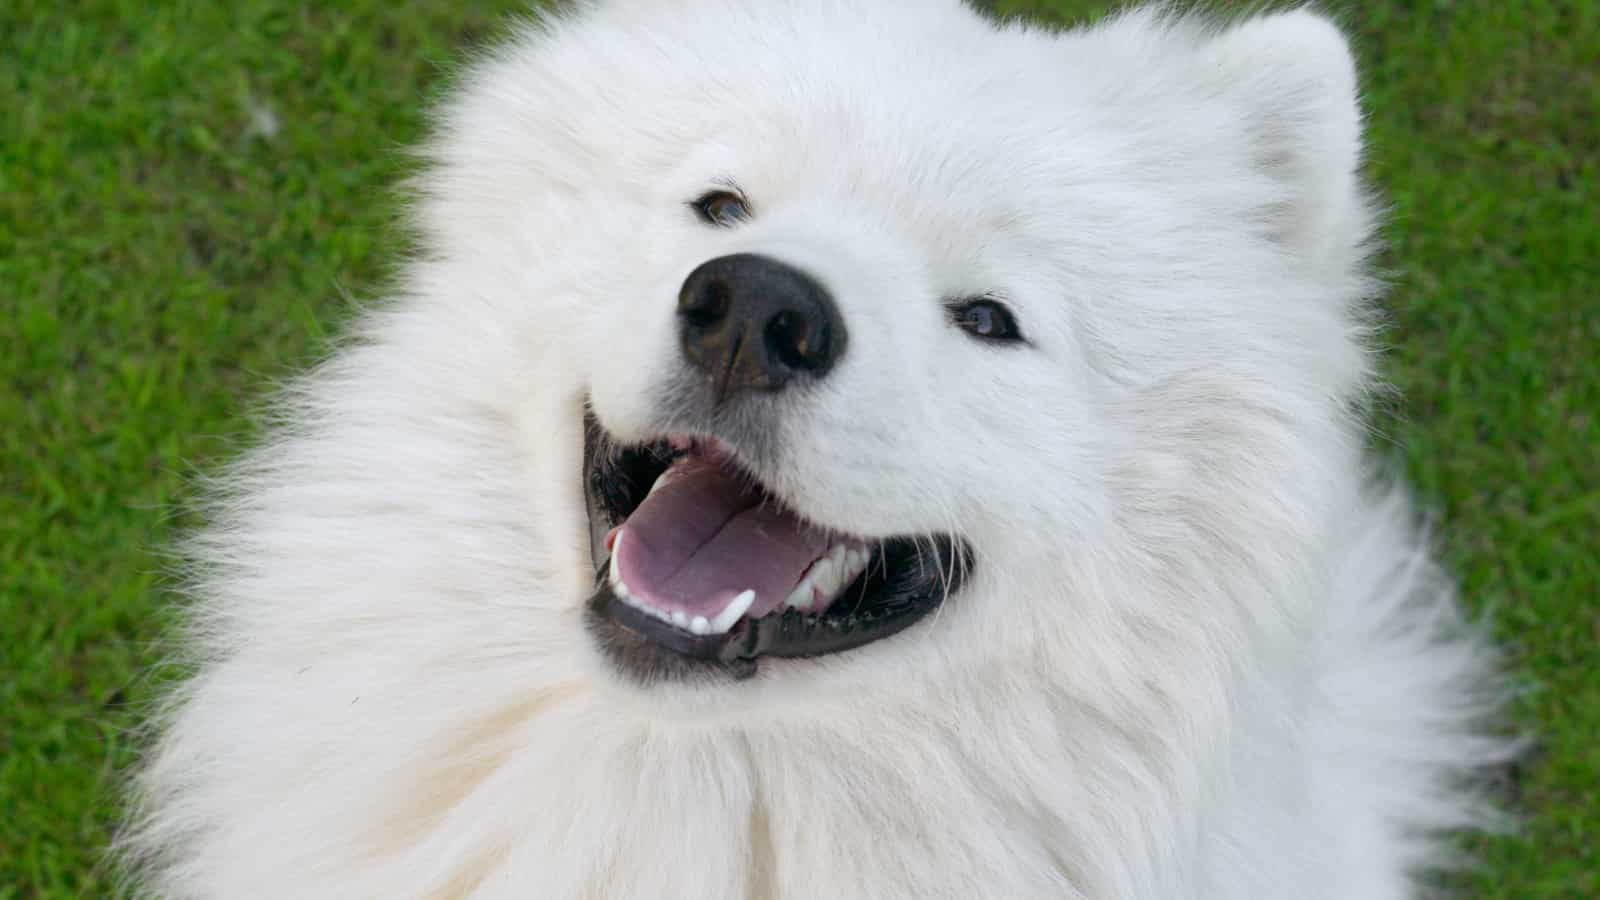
(1196, 10, 1370, 260)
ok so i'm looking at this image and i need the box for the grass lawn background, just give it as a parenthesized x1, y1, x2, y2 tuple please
(2, 0, 1593, 895)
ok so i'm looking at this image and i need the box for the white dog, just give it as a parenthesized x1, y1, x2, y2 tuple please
(123, 2, 1513, 897)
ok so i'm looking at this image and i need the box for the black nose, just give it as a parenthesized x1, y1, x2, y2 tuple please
(678, 253, 847, 400)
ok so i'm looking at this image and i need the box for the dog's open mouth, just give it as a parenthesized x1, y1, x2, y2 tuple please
(582, 416, 969, 680)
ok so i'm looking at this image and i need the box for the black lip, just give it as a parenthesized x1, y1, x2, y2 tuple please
(580, 412, 971, 683)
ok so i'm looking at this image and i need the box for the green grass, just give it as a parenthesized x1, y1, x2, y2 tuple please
(1, 0, 1593, 895)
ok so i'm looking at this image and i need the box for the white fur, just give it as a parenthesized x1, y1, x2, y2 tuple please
(122, 3, 1514, 897)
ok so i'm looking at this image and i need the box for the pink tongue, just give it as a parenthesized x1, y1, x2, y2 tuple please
(614, 456, 832, 621)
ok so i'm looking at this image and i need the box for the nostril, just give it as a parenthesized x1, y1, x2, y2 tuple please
(681, 276, 732, 328)
(766, 309, 828, 371)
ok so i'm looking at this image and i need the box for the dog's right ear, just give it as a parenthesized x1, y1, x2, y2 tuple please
(1192, 11, 1370, 262)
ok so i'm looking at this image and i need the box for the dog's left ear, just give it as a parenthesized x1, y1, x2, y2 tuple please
(1197, 10, 1368, 260)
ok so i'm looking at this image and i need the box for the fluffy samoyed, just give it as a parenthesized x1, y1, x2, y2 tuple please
(124, 2, 1515, 897)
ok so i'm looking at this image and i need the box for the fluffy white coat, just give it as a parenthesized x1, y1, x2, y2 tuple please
(123, 2, 1513, 897)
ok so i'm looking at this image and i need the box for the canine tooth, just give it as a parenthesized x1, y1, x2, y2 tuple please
(830, 562, 851, 592)
(813, 560, 843, 600)
(710, 589, 757, 633)
(784, 543, 867, 611)
(813, 564, 835, 597)
(608, 531, 629, 597)
(829, 568, 851, 596)
(787, 557, 832, 609)
(690, 615, 711, 635)
(671, 610, 690, 629)
(783, 577, 813, 610)
(784, 576, 813, 610)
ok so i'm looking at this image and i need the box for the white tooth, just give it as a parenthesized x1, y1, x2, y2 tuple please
(790, 556, 833, 609)
(671, 610, 690, 630)
(828, 562, 849, 594)
(608, 531, 629, 597)
(784, 575, 814, 610)
(690, 615, 711, 635)
(784, 573, 812, 608)
(711, 589, 757, 633)
(813, 560, 842, 601)
(785, 543, 866, 612)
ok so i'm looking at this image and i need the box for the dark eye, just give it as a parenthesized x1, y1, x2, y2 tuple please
(948, 298, 1024, 343)
(690, 190, 751, 227)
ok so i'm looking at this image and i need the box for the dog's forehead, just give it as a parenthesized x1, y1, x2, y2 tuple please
(436, 3, 1216, 276)
(565, 3, 1065, 155)
(614, 34, 1154, 231)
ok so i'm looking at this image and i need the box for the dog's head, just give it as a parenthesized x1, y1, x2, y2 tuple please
(414, 1, 1373, 702)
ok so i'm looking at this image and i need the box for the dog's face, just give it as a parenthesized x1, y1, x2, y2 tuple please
(417, 2, 1370, 701)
